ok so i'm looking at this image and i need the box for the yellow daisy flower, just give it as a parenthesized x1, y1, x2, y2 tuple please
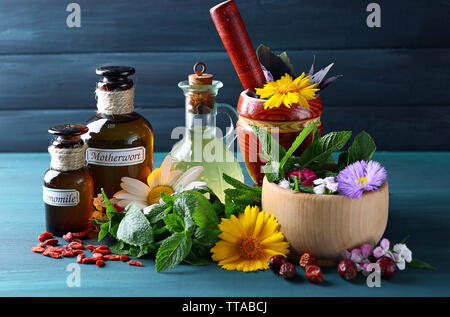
(113, 154, 206, 210)
(256, 73, 319, 109)
(211, 205, 290, 272)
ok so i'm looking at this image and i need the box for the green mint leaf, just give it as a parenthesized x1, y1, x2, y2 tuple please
(184, 250, 210, 266)
(297, 131, 352, 168)
(250, 124, 286, 162)
(347, 131, 376, 164)
(407, 258, 437, 270)
(97, 222, 110, 241)
(116, 203, 153, 247)
(156, 232, 192, 273)
(160, 192, 176, 204)
(194, 227, 220, 246)
(145, 203, 170, 225)
(174, 191, 218, 230)
(163, 213, 185, 233)
(223, 173, 260, 193)
(280, 122, 318, 170)
(100, 188, 125, 239)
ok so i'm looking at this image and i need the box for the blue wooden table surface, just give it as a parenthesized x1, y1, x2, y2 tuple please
(1, 152, 449, 297)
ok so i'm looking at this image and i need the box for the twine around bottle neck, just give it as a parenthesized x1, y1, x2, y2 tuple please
(48, 144, 87, 172)
(95, 87, 135, 115)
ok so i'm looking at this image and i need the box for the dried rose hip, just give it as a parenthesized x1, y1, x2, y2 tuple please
(32, 247, 46, 253)
(268, 255, 287, 272)
(299, 252, 318, 270)
(43, 239, 58, 246)
(120, 254, 130, 262)
(305, 265, 324, 284)
(377, 257, 396, 279)
(38, 232, 53, 242)
(279, 262, 296, 280)
(127, 260, 143, 267)
(337, 259, 358, 280)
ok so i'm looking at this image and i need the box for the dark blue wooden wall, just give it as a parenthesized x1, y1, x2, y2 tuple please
(0, 0, 449, 152)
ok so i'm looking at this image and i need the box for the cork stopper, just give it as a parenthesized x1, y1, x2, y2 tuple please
(188, 62, 213, 85)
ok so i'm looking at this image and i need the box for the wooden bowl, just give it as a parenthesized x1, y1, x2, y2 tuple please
(261, 177, 389, 266)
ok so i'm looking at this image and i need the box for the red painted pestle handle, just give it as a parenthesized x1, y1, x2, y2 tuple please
(210, 0, 266, 92)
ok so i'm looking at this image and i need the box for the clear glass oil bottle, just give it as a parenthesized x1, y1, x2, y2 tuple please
(170, 62, 244, 202)
(83, 66, 154, 197)
(43, 124, 94, 236)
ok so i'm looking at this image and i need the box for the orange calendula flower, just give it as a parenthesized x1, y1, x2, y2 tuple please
(256, 73, 319, 109)
(211, 205, 290, 272)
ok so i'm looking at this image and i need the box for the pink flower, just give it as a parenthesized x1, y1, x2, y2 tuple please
(286, 168, 317, 186)
(373, 238, 395, 261)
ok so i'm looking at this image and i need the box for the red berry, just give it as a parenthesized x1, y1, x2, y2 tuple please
(38, 232, 53, 242)
(279, 262, 296, 280)
(268, 255, 287, 272)
(337, 259, 358, 280)
(299, 252, 318, 270)
(305, 265, 324, 284)
(377, 257, 396, 279)
(120, 254, 130, 262)
(96, 259, 105, 267)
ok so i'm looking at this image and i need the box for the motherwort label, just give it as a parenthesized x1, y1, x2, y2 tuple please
(86, 147, 145, 166)
(43, 187, 80, 206)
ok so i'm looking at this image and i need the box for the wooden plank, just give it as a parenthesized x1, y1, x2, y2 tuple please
(0, 0, 448, 55)
(0, 105, 448, 152)
(0, 48, 449, 110)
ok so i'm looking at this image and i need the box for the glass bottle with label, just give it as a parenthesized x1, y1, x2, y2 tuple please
(170, 62, 244, 202)
(83, 66, 154, 197)
(43, 124, 94, 236)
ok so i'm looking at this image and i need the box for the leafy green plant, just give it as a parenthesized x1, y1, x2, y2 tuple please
(97, 188, 225, 273)
(223, 173, 262, 218)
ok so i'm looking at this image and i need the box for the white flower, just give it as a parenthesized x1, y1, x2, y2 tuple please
(313, 176, 338, 194)
(278, 178, 291, 189)
(114, 154, 206, 210)
(392, 243, 413, 270)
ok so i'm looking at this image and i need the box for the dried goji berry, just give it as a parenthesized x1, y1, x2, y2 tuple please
(103, 254, 120, 261)
(120, 254, 130, 262)
(38, 232, 53, 242)
(32, 247, 45, 253)
(95, 245, 109, 250)
(76, 254, 84, 263)
(36, 243, 45, 248)
(305, 265, 324, 284)
(71, 226, 92, 239)
(96, 260, 105, 267)
(68, 242, 84, 250)
(47, 247, 64, 253)
(127, 260, 143, 267)
(43, 239, 58, 246)
(63, 245, 73, 251)
(62, 251, 74, 257)
(62, 232, 73, 242)
(93, 248, 110, 255)
(82, 257, 97, 264)
(72, 250, 84, 255)
(86, 245, 97, 251)
(299, 252, 318, 270)
(43, 250, 62, 259)
(93, 253, 104, 260)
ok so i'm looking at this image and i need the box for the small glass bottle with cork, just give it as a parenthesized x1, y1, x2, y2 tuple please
(170, 62, 244, 202)
(83, 66, 154, 197)
(43, 124, 94, 236)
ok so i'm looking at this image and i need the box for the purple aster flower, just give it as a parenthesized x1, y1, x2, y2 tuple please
(336, 160, 387, 199)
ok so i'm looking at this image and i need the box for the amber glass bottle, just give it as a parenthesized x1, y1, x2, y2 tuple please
(43, 124, 94, 236)
(83, 66, 154, 197)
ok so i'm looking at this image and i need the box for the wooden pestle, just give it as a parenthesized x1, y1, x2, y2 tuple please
(210, 0, 266, 92)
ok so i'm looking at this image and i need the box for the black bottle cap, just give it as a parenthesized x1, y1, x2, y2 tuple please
(96, 66, 135, 91)
(48, 124, 89, 136)
(96, 66, 135, 78)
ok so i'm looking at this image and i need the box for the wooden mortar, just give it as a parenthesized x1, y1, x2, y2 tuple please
(261, 177, 389, 266)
